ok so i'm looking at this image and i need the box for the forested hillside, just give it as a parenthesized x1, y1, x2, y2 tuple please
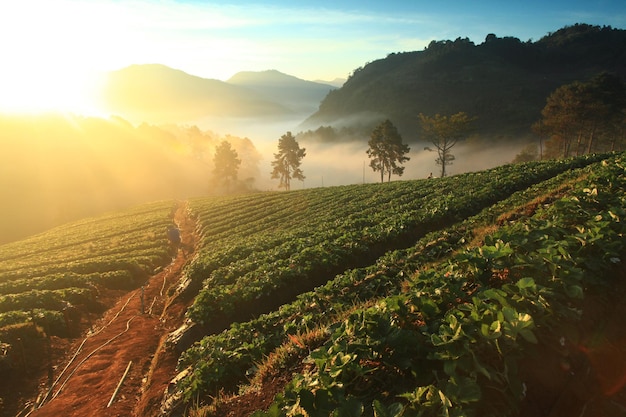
(304, 24, 626, 142)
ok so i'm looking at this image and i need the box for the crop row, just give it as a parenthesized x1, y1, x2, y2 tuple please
(183, 154, 607, 327)
(0, 201, 177, 336)
(170, 154, 608, 407)
(0, 201, 174, 274)
(251, 155, 626, 416)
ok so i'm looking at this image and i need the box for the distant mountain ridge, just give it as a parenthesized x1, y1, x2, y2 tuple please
(228, 69, 336, 113)
(304, 23, 626, 142)
(100, 64, 335, 124)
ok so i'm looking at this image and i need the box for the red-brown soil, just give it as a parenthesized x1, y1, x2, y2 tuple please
(14, 202, 197, 417)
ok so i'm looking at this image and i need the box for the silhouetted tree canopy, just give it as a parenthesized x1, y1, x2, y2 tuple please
(534, 72, 626, 158)
(366, 120, 410, 183)
(419, 112, 475, 178)
(270, 132, 306, 191)
(212, 140, 241, 191)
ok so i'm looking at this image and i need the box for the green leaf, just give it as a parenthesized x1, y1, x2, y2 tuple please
(298, 389, 315, 412)
(443, 360, 457, 376)
(502, 307, 518, 323)
(454, 377, 482, 404)
(438, 390, 452, 407)
(373, 400, 401, 417)
(481, 288, 509, 307)
(515, 277, 536, 290)
(337, 398, 364, 417)
(564, 284, 583, 299)
(431, 333, 445, 346)
(519, 329, 538, 344)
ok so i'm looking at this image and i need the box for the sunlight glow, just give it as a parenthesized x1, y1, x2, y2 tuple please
(0, 69, 105, 115)
(0, 1, 114, 115)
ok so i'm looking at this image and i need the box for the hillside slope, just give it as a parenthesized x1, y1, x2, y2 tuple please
(165, 152, 626, 417)
(304, 24, 626, 141)
(0, 114, 261, 245)
(5, 152, 626, 417)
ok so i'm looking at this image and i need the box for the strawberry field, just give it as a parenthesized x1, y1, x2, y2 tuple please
(0, 201, 177, 337)
(3, 152, 626, 417)
(164, 152, 626, 416)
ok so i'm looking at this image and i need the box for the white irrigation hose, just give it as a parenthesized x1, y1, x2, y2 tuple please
(30, 204, 193, 415)
(50, 315, 138, 401)
(34, 289, 139, 411)
(107, 360, 133, 407)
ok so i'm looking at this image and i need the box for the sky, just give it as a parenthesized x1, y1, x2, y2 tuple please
(0, 0, 624, 114)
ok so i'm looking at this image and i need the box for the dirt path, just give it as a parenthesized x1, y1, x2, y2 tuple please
(24, 201, 197, 417)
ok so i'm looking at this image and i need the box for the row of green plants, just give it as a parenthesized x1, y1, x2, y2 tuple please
(0, 201, 174, 277)
(171, 155, 605, 408)
(0, 201, 177, 338)
(249, 155, 626, 416)
(183, 155, 606, 327)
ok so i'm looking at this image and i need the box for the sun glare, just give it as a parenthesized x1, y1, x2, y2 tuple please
(0, 68, 106, 116)
(0, 1, 114, 117)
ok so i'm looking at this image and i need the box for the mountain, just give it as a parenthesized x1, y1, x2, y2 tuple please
(303, 24, 626, 142)
(314, 77, 346, 87)
(100, 64, 289, 123)
(227, 69, 335, 113)
(99, 65, 334, 124)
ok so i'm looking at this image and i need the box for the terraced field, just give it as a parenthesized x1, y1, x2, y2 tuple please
(165, 152, 625, 416)
(3, 152, 626, 417)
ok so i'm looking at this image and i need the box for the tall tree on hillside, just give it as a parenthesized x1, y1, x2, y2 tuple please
(271, 132, 306, 191)
(420, 112, 475, 177)
(366, 119, 411, 183)
(212, 140, 241, 191)
(536, 73, 626, 158)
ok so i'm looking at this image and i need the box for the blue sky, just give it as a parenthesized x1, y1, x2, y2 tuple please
(0, 0, 624, 113)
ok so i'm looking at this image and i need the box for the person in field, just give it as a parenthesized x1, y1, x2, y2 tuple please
(167, 225, 181, 246)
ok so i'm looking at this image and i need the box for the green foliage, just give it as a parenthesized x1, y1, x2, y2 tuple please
(535, 73, 626, 158)
(419, 112, 475, 178)
(249, 153, 626, 416)
(0, 201, 175, 330)
(211, 140, 242, 192)
(186, 155, 606, 327)
(173, 152, 615, 412)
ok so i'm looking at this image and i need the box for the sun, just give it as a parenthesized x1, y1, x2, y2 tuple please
(0, 1, 112, 117)
(0, 68, 106, 116)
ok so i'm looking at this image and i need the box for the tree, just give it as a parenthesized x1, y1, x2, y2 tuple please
(270, 132, 306, 191)
(536, 73, 626, 158)
(366, 119, 410, 183)
(512, 143, 539, 163)
(212, 140, 241, 191)
(419, 112, 474, 177)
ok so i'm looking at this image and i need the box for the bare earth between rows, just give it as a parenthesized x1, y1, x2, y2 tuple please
(23, 202, 196, 417)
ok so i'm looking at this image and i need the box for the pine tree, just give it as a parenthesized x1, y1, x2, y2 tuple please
(270, 132, 306, 191)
